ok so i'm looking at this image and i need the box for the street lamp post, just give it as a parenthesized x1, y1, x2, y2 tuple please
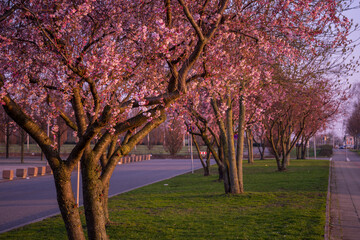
(190, 134, 194, 174)
(313, 135, 317, 160)
(77, 161, 80, 206)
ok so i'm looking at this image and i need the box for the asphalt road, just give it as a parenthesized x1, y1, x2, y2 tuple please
(329, 149, 360, 240)
(0, 158, 204, 233)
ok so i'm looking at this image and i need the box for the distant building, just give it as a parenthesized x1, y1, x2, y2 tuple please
(344, 135, 354, 148)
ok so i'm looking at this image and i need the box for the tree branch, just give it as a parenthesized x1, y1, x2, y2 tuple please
(164, 0, 172, 28)
(0, 4, 19, 23)
(177, 0, 205, 42)
(0, 74, 61, 169)
(100, 109, 166, 183)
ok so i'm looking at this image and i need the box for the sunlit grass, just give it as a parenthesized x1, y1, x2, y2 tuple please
(0, 159, 328, 240)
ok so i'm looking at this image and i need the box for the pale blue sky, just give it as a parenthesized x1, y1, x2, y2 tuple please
(328, 1, 359, 136)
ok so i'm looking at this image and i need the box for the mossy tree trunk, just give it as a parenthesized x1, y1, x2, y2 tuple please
(246, 128, 254, 164)
(54, 166, 86, 240)
(236, 94, 245, 193)
(192, 135, 210, 176)
(211, 91, 244, 194)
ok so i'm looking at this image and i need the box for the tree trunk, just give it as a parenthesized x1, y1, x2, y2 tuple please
(249, 141, 253, 163)
(275, 157, 283, 171)
(268, 134, 283, 171)
(246, 129, 254, 164)
(99, 153, 111, 225)
(226, 100, 241, 194)
(57, 131, 62, 155)
(102, 181, 110, 224)
(296, 144, 300, 159)
(279, 140, 290, 171)
(236, 94, 245, 193)
(205, 149, 211, 176)
(300, 142, 307, 159)
(280, 153, 290, 171)
(217, 145, 224, 181)
(81, 154, 108, 240)
(219, 127, 231, 193)
(286, 141, 291, 166)
(203, 165, 210, 176)
(193, 135, 209, 176)
(259, 145, 265, 160)
(54, 169, 86, 240)
(256, 140, 265, 160)
(222, 166, 231, 193)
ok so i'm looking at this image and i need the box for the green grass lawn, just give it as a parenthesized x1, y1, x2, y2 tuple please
(354, 149, 360, 156)
(0, 159, 329, 240)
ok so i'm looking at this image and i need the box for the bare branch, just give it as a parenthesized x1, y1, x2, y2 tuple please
(0, 4, 19, 23)
(164, 0, 172, 28)
(100, 110, 166, 183)
(177, 0, 205, 41)
(71, 87, 87, 136)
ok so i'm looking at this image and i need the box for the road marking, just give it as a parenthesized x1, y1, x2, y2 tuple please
(346, 158, 350, 162)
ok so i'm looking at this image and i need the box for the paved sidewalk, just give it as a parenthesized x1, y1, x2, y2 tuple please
(328, 150, 360, 240)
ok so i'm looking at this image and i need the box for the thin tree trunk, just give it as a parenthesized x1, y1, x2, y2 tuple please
(205, 148, 211, 176)
(281, 153, 290, 171)
(236, 94, 245, 193)
(296, 144, 300, 159)
(276, 157, 282, 171)
(286, 141, 291, 166)
(211, 96, 231, 193)
(193, 135, 209, 176)
(226, 97, 241, 194)
(246, 128, 254, 164)
(249, 140, 253, 163)
(217, 145, 224, 181)
(219, 132, 231, 193)
(300, 142, 307, 159)
(256, 140, 265, 160)
(260, 145, 265, 160)
(268, 133, 282, 171)
(281, 141, 288, 170)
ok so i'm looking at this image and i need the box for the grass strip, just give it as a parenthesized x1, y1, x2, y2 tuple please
(0, 159, 329, 240)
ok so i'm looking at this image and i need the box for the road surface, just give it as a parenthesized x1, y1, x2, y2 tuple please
(329, 149, 360, 240)
(0, 158, 204, 233)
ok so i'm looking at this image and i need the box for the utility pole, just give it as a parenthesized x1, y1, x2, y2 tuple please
(313, 135, 317, 160)
(190, 133, 194, 174)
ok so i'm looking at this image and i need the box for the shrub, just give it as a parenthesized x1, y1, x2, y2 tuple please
(164, 118, 184, 156)
(319, 144, 333, 157)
